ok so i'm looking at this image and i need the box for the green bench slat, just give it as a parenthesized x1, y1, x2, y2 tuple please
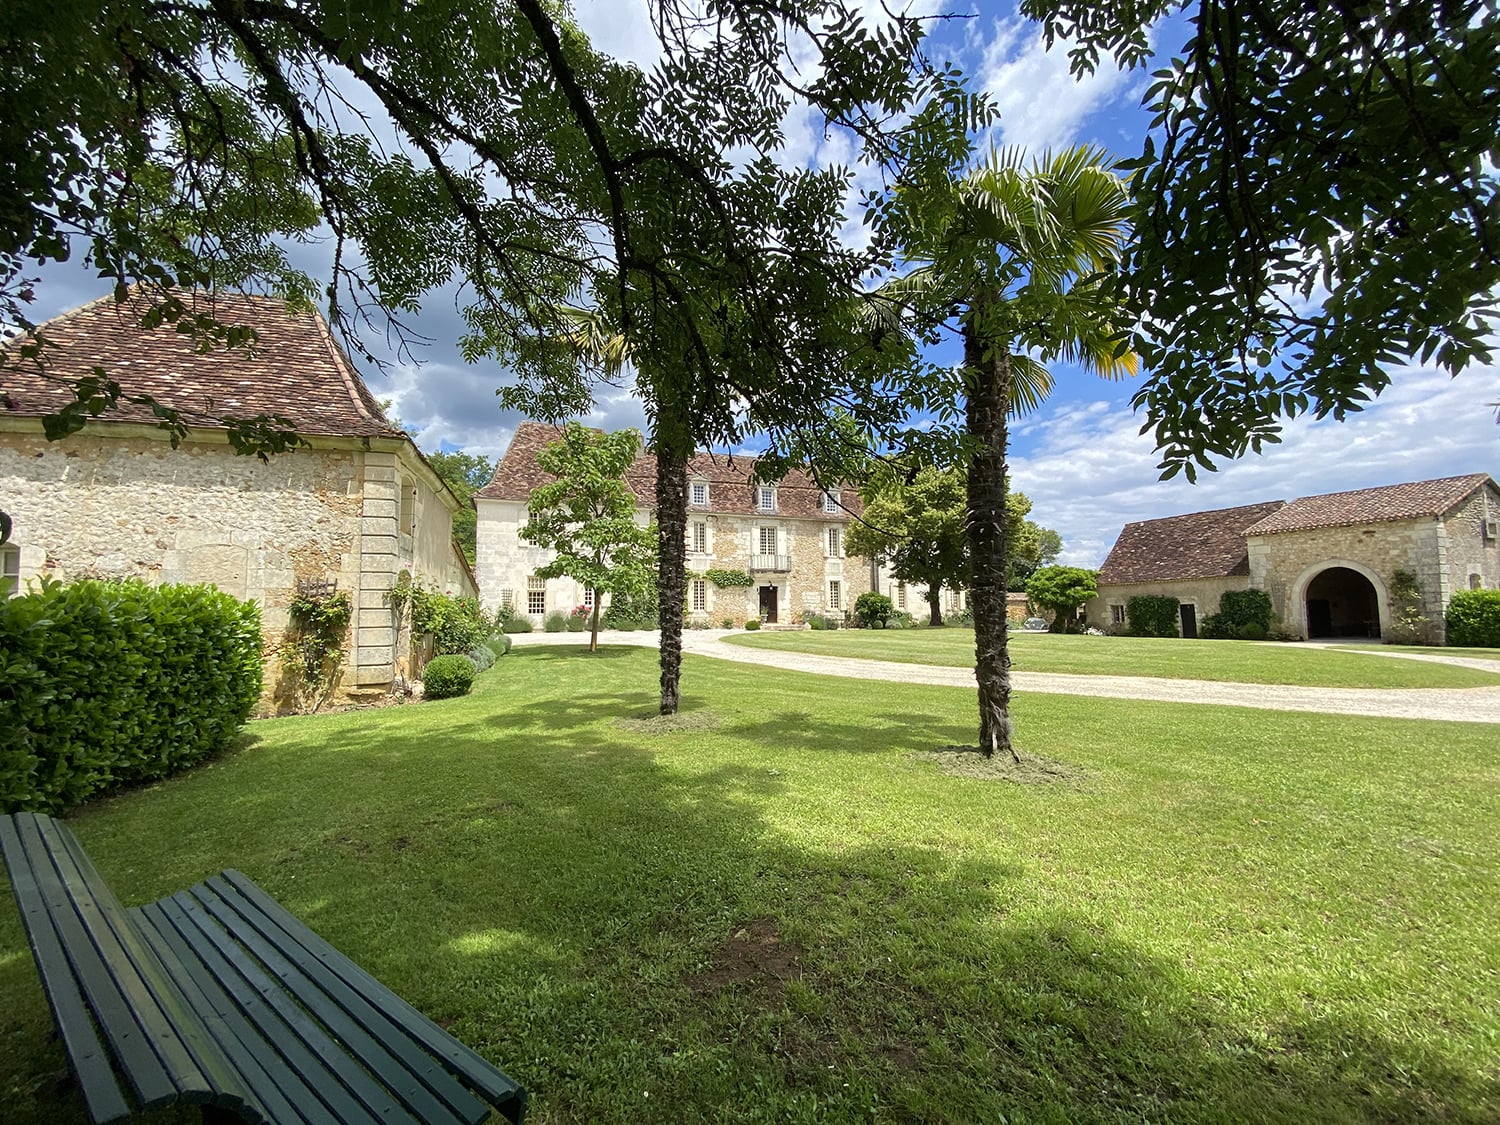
(12, 814, 187, 1109)
(132, 901, 322, 1125)
(0, 817, 132, 1125)
(191, 877, 486, 1125)
(220, 869, 528, 1123)
(168, 891, 406, 1125)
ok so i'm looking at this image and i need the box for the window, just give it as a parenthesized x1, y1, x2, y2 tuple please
(691, 521, 708, 554)
(758, 526, 778, 555)
(826, 526, 841, 557)
(0, 544, 18, 599)
(691, 481, 709, 507)
(1472, 574, 1484, 591)
(1110, 604, 1126, 625)
(584, 587, 595, 609)
(758, 486, 776, 512)
(691, 579, 708, 612)
(399, 475, 416, 536)
(896, 583, 907, 610)
(828, 580, 842, 610)
(527, 575, 546, 615)
(821, 489, 841, 513)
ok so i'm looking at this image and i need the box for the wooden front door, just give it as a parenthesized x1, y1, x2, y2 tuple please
(758, 585, 778, 624)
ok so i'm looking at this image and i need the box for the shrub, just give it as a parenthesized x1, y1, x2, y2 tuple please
(705, 569, 753, 588)
(1446, 589, 1500, 647)
(422, 654, 476, 699)
(394, 578, 488, 655)
(1220, 589, 1272, 632)
(854, 592, 895, 629)
(721, 617, 734, 629)
(808, 614, 826, 630)
(544, 611, 569, 633)
(744, 619, 761, 631)
(565, 605, 588, 631)
(484, 632, 512, 657)
(501, 615, 533, 634)
(1237, 622, 1268, 641)
(467, 645, 496, 672)
(0, 578, 262, 813)
(602, 587, 658, 631)
(1127, 595, 1180, 637)
(888, 611, 914, 629)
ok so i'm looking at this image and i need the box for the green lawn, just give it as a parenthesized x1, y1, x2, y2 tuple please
(3, 647, 1498, 1123)
(725, 627, 1500, 687)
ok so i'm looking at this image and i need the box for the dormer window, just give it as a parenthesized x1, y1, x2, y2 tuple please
(690, 481, 709, 507)
(821, 489, 841, 513)
(758, 485, 776, 512)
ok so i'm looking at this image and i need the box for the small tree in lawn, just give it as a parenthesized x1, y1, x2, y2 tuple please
(847, 465, 968, 627)
(1025, 566, 1099, 634)
(520, 424, 656, 653)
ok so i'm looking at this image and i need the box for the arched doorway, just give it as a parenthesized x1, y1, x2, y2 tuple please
(1305, 566, 1381, 638)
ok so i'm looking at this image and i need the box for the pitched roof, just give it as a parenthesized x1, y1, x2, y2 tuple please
(475, 420, 862, 520)
(1244, 474, 1494, 535)
(1, 290, 399, 439)
(1098, 501, 1288, 585)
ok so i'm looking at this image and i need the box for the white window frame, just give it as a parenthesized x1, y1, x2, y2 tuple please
(896, 583, 906, 610)
(583, 587, 595, 609)
(758, 485, 776, 512)
(821, 489, 841, 513)
(758, 526, 778, 555)
(691, 578, 708, 612)
(828, 580, 842, 611)
(691, 521, 708, 554)
(826, 526, 842, 557)
(1110, 603, 1126, 624)
(691, 480, 709, 507)
(0, 543, 19, 599)
(527, 575, 546, 615)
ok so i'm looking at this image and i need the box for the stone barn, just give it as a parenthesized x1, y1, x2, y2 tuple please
(1087, 475, 1500, 641)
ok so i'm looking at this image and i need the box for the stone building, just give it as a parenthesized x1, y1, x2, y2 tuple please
(0, 291, 476, 705)
(1085, 475, 1500, 640)
(474, 421, 873, 626)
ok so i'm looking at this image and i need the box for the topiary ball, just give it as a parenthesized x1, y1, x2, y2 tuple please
(423, 654, 477, 700)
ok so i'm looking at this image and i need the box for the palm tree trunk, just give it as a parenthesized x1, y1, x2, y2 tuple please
(964, 318, 1018, 762)
(655, 443, 688, 715)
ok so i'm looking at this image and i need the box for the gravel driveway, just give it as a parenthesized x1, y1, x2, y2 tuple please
(509, 630, 1500, 724)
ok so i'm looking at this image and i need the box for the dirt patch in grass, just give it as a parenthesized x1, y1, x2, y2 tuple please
(920, 745, 1086, 784)
(688, 917, 804, 996)
(615, 709, 721, 736)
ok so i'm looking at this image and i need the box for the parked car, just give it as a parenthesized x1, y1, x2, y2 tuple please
(1022, 617, 1049, 631)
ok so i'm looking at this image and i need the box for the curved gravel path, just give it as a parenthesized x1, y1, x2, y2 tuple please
(509, 630, 1500, 724)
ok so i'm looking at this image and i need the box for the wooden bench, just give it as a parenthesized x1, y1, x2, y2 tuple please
(0, 812, 527, 1124)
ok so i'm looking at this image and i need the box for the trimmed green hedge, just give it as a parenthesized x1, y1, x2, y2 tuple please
(1127, 595, 1180, 638)
(1, 579, 263, 814)
(423, 654, 477, 699)
(1446, 590, 1500, 647)
(1200, 588, 1273, 640)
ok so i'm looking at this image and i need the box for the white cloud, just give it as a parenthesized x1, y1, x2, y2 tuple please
(976, 15, 1138, 153)
(1011, 364, 1500, 567)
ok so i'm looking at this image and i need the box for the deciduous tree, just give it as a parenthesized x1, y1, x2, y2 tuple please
(1023, 0, 1500, 476)
(426, 450, 494, 565)
(1024, 565, 1098, 633)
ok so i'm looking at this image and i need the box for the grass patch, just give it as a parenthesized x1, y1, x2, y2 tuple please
(2, 645, 1497, 1123)
(725, 628, 1500, 687)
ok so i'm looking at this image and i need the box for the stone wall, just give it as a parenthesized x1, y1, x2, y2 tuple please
(1085, 577, 1249, 635)
(1248, 517, 1441, 639)
(1441, 483, 1500, 597)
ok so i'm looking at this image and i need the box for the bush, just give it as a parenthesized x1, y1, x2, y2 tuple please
(1446, 590, 1500, 647)
(721, 617, 734, 629)
(745, 619, 761, 631)
(1237, 622, 1268, 641)
(807, 614, 826, 630)
(467, 645, 496, 672)
(484, 632, 512, 657)
(854, 592, 895, 629)
(544, 611, 569, 633)
(888, 611, 914, 629)
(1127, 595, 1180, 638)
(0, 578, 263, 813)
(501, 615, 533, 634)
(602, 587, 658, 631)
(399, 582, 487, 655)
(422, 654, 477, 699)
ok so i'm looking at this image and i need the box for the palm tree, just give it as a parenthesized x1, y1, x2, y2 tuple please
(896, 145, 1135, 760)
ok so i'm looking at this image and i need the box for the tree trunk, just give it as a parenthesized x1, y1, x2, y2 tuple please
(926, 582, 944, 626)
(589, 588, 601, 652)
(655, 444, 689, 715)
(964, 318, 1018, 762)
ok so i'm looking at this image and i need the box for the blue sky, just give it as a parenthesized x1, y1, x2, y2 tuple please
(21, 1, 1500, 566)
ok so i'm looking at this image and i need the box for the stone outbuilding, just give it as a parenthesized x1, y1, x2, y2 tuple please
(475, 421, 873, 626)
(0, 290, 476, 705)
(1086, 475, 1500, 641)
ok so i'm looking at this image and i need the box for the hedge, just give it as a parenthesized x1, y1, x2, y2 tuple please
(0, 578, 263, 814)
(1200, 588, 1272, 640)
(423, 654, 477, 699)
(1127, 595, 1180, 638)
(1446, 590, 1500, 647)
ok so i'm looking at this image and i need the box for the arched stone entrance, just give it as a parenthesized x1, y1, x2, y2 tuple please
(1305, 566, 1381, 638)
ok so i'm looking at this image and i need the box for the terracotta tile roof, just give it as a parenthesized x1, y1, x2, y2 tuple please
(1, 290, 399, 438)
(1098, 501, 1288, 584)
(475, 420, 863, 520)
(1244, 474, 1494, 535)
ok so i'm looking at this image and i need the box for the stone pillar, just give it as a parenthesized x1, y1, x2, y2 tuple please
(355, 451, 400, 687)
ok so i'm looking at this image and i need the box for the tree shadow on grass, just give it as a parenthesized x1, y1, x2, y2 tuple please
(3, 655, 1494, 1124)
